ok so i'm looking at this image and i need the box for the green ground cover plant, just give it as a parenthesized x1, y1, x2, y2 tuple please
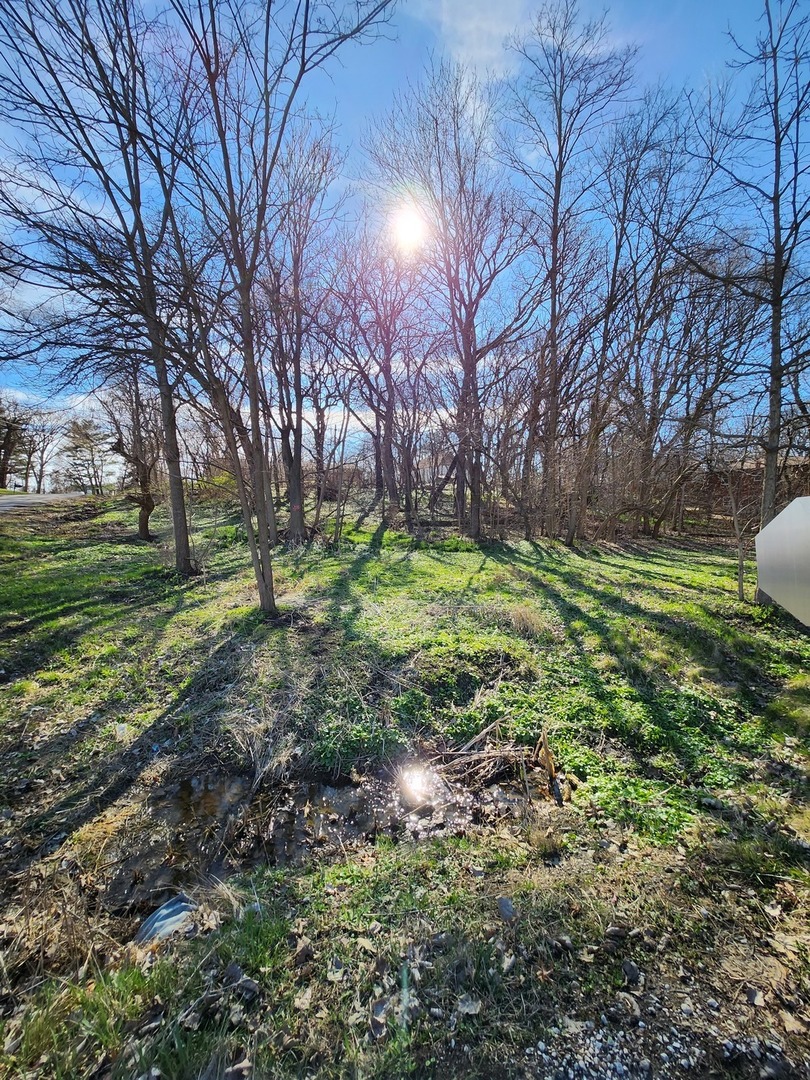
(0, 500, 807, 1078)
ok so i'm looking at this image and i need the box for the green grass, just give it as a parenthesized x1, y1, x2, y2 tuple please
(0, 500, 808, 1077)
(0, 832, 704, 1078)
(2, 503, 808, 842)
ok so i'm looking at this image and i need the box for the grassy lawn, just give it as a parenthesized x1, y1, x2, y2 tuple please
(0, 500, 808, 1078)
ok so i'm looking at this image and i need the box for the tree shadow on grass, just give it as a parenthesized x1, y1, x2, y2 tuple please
(0, 587, 175, 683)
(1, 608, 282, 890)
(281, 524, 429, 768)
(494, 545, 791, 699)
(0, 514, 202, 679)
(479, 544, 805, 799)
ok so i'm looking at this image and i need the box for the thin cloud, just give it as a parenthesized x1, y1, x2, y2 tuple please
(0, 385, 89, 411)
(408, 0, 529, 73)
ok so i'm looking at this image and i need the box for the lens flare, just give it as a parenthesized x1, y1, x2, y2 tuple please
(391, 204, 428, 253)
(400, 765, 430, 802)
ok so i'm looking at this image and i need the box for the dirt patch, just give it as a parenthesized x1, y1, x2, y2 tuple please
(3, 755, 810, 1071)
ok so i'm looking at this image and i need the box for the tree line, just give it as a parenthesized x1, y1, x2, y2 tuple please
(0, 0, 808, 612)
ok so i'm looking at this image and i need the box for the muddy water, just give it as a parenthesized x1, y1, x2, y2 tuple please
(99, 764, 538, 913)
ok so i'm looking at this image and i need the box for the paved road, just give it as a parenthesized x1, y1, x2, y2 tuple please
(0, 492, 86, 513)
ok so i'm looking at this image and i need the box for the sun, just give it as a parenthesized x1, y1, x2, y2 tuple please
(391, 204, 428, 254)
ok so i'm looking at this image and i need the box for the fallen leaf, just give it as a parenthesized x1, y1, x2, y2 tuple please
(769, 934, 802, 961)
(327, 957, 347, 982)
(234, 976, 260, 1001)
(293, 937, 314, 967)
(370, 996, 390, 1039)
(223, 962, 243, 982)
(223, 1055, 252, 1079)
(497, 897, 518, 924)
(616, 992, 641, 1019)
(563, 1017, 586, 1034)
(780, 1010, 807, 1034)
(456, 994, 482, 1016)
(745, 986, 766, 1008)
(775, 882, 799, 910)
(293, 986, 312, 1011)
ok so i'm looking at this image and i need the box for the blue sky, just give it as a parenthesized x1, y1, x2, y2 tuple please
(3, 0, 769, 401)
(309, 0, 767, 148)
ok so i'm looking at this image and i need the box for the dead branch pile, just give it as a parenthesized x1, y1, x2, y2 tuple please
(430, 723, 567, 805)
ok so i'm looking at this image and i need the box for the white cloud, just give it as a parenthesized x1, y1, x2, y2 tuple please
(408, 0, 530, 73)
(0, 385, 89, 412)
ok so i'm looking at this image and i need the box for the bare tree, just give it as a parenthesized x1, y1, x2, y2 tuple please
(709, 411, 765, 600)
(0, 0, 196, 571)
(671, 0, 810, 529)
(328, 224, 429, 525)
(367, 62, 537, 538)
(0, 0, 392, 608)
(99, 364, 163, 539)
(260, 123, 342, 543)
(506, 0, 636, 539)
(0, 395, 28, 489)
(170, 0, 392, 609)
(9, 406, 65, 492)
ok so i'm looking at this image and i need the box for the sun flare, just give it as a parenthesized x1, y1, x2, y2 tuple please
(400, 765, 430, 802)
(391, 204, 428, 254)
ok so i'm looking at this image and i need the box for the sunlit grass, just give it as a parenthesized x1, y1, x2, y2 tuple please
(0, 500, 808, 1078)
(2, 501, 808, 840)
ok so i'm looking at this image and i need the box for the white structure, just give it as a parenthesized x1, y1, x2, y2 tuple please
(755, 496, 810, 626)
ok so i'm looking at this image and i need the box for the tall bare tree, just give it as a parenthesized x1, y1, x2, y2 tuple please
(260, 123, 341, 544)
(506, 0, 636, 538)
(100, 363, 163, 539)
(0, 395, 27, 489)
(0, 0, 196, 571)
(328, 224, 429, 524)
(13, 407, 65, 493)
(0, 0, 392, 609)
(367, 62, 536, 538)
(674, 0, 810, 528)
(170, 0, 392, 608)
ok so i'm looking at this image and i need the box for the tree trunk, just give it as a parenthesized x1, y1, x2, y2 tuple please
(152, 351, 194, 575)
(0, 425, 16, 488)
(468, 446, 482, 539)
(372, 428, 385, 501)
(761, 293, 783, 528)
(138, 492, 156, 541)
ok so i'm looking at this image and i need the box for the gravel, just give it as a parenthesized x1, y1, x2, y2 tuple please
(519, 1009, 804, 1080)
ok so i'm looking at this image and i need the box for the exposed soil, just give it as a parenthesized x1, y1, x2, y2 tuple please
(1, 755, 809, 1077)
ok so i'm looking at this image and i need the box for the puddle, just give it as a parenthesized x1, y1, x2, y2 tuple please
(157, 776, 248, 824)
(95, 764, 548, 913)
